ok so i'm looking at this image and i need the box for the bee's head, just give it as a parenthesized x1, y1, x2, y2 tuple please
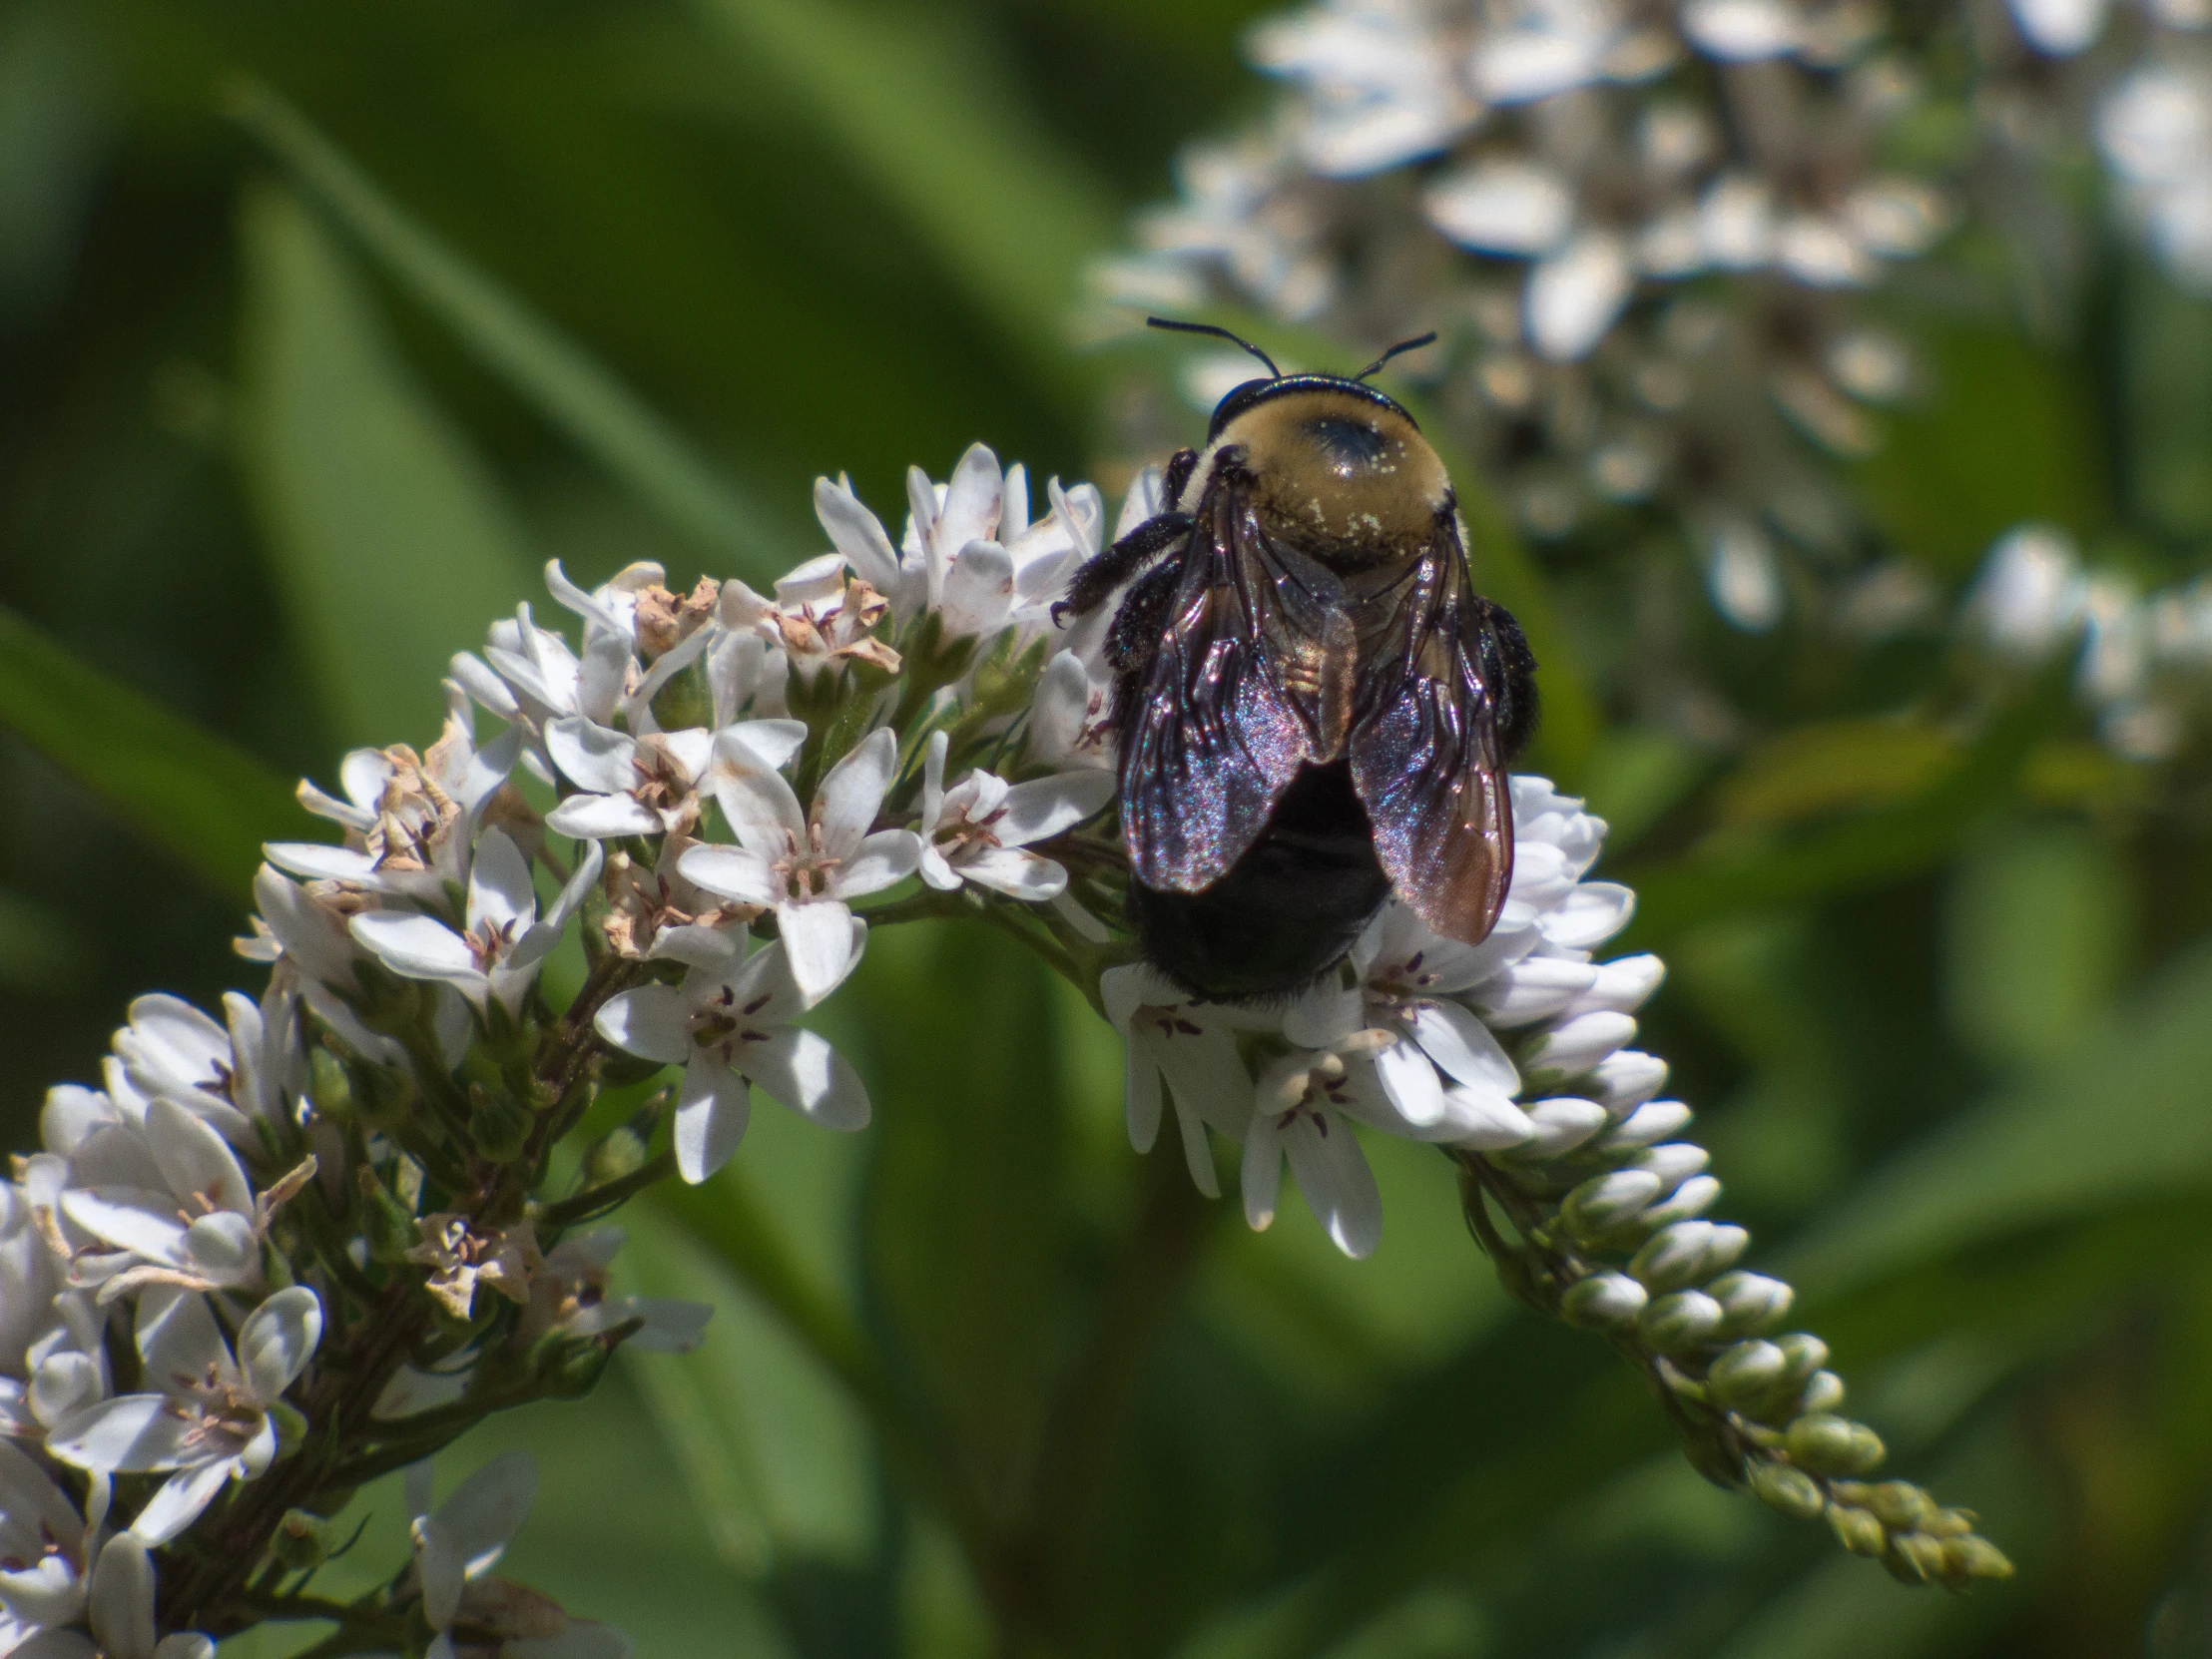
(1146, 320, 1451, 562)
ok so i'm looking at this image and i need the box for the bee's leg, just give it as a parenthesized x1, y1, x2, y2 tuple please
(1055, 508, 1194, 623)
(1161, 445, 1200, 506)
(1474, 597, 1541, 762)
(1104, 557, 1183, 675)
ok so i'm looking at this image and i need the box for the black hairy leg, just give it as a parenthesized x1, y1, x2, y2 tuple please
(1472, 595, 1540, 762)
(1161, 445, 1200, 506)
(1104, 556, 1187, 735)
(1055, 508, 1194, 624)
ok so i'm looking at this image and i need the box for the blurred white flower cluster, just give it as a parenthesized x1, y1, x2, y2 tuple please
(1964, 521, 2212, 760)
(1101, 0, 2211, 628)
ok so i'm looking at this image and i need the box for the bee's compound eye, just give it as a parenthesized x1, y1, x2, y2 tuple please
(1305, 415, 1389, 475)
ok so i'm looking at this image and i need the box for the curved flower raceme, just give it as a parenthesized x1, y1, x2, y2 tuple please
(2, 443, 2008, 1659)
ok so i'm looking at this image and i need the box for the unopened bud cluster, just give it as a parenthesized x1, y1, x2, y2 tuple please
(1458, 1033, 2014, 1589)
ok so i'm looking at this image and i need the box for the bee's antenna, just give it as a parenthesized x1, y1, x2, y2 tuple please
(1353, 330, 1438, 381)
(1146, 315, 1281, 378)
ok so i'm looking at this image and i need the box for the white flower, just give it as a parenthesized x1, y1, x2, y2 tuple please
(406, 1217, 535, 1323)
(407, 1454, 631, 1659)
(1967, 523, 2086, 662)
(718, 556, 902, 687)
(677, 727, 919, 1003)
(0, 1183, 63, 1382)
(349, 830, 604, 1017)
(13, 1535, 217, 1659)
(1100, 966, 1267, 1199)
(271, 712, 523, 900)
(594, 933, 870, 1184)
(515, 1232, 711, 1354)
(1241, 1034, 1409, 1260)
(53, 1099, 314, 1302)
(0, 1438, 98, 1639)
(1284, 904, 1533, 1143)
(46, 1286, 321, 1547)
(913, 732, 1114, 901)
(543, 715, 805, 840)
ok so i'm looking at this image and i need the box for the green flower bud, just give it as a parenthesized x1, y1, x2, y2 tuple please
(582, 1125, 650, 1189)
(1921, 1506, 1976, 1539)
(533, 1329, 616, 1398)
(1632, 1143, 1711, 1188)
(1785, 1413, 1886, 1476)
(1561, 1271, 1648, 1331)
(1887, 1530, 1950, 1584)
(1627, 1220, 1750, 1292)
(1867, 1480, 1936, 1532)
(1748, 1461, 1826, 1521)
(1828, 1503, 1891, 1557)
(1706, 1339, 1789, 1409)
(358, 1167, 418, 1265)
(1794, 1369, 1848, 1415)
(1560, 1168, 1663, 1238)
(1940, 1534, 2015, 1584)
(649, 652, 715, 734)
(268, 1400, 309, 1454)
(306, 1046, 356, 1124)
(1627, 1174, 1722, 1235)
(270, 1509, 332, 1573)
(1638, 1290, 1724, 1351)
(1706, 1271, 1794, 1338)
(469, 1094, 533, 1163)
(1774, 1333, 1830, 1385)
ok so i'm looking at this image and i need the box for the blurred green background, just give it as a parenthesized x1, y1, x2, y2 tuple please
(7, 2, 2212, 1656)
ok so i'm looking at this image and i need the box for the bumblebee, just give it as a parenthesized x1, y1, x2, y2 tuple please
(1063, 319, 1538, 1001)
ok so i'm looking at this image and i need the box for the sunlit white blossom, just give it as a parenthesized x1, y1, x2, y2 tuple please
(47, 1287, 320, 1546)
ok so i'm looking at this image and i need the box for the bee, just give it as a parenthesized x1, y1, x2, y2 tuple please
(1062, 318, 1538, 1001)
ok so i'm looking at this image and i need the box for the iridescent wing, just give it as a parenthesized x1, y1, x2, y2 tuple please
(1119, 483, 1318, 891)
(1346, 527, 1518, 944)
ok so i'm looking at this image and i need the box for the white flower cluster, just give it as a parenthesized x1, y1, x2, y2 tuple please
(1963, 521, 2212, 761)
(1102, 0, 2210, 626)
(1106, 777, 1677, 1259)
(0, 970, 697, 1652)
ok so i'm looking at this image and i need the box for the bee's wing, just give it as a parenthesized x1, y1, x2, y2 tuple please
(1347, 531, 1516, 944)
(1120, 486, 1316, 891)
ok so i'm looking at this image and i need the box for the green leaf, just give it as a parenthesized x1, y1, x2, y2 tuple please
(230, 81, 787, 576)
(1784, 935, 2212, 1299)
(680, 0, 1120, 401)
(859, 919, 1071, 1517)
(618, 1201, 876, 1569)
(235, 180, 536, 749)
(1852, 323, 2106, 577)
(0, 603, 309, 898)
(1944, 819, 2133, 1071)
(1615, 662, 2076, 946)
(1712, 719, 1959, 830)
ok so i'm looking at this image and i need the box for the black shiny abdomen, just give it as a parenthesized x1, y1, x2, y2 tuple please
(1128, 761, 1390, 1001)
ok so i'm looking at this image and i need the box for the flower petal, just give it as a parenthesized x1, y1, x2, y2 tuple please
(774, 900, 860, 1004)
(704, 731, 808, 857)
(832, 829, 922, 899)
(544, 718, 637, 796)
(1282, 1112, 1382, 1260)
(744, 1028, 870, 1130)
(673, 1055, 751, 1184)
(814, 729, 898, 858)
(128, 1459, 236, 1549)
(677, 843, 783, 908)
(238, 1287, 323, 1404)
(592, 985, 695, 1067)
(994, 770, 1116, 844)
